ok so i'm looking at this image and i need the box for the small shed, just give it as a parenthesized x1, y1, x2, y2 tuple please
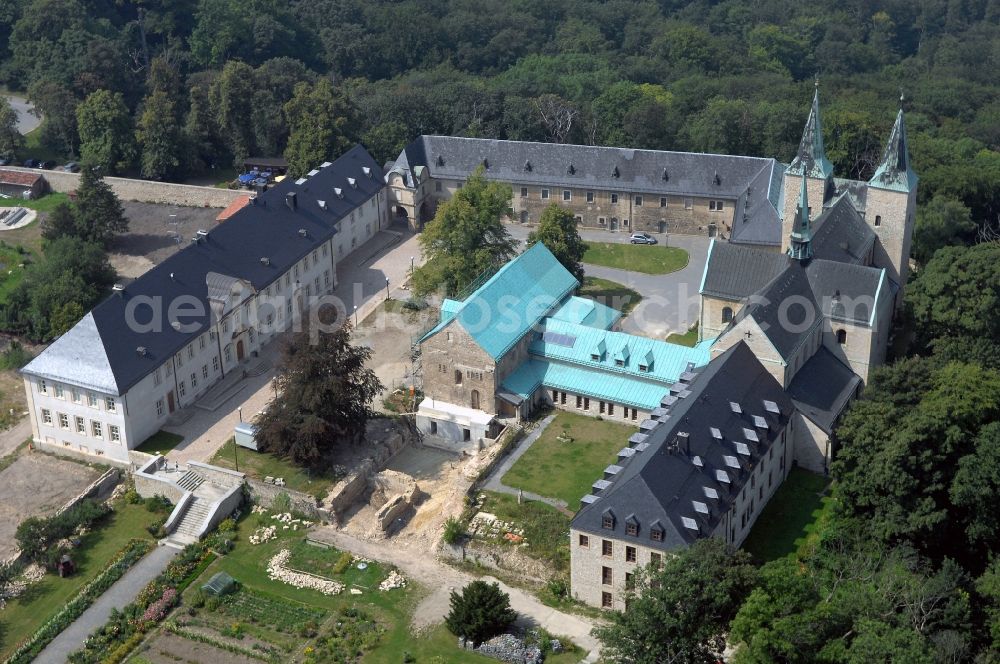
(0, 169, 46, 199)
(242, 156, 287, 176)
(234, 421, 258, 450)
(201, 571, 237, 596)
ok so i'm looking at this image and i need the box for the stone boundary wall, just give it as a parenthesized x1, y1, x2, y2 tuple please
(376, 483, 422, 531)
(325, 465, 372, 519)
(246, 478, 330, 522)
(55, 467, 121, 515)
(467, 425, 523, 496)
(133, 455, 186, 503)
(188, 460, 245, 487)
(5, 166, 245, 208)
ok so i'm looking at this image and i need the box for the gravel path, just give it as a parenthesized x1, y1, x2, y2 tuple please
(34, 545, 179, 664)
(480, 414, 572, 513)
(312, 527, 602, 661)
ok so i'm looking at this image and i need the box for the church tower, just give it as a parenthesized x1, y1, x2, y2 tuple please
(782, 81, 834, 253)
(866, 96, 918, 300)
(788, 174, 813, 261)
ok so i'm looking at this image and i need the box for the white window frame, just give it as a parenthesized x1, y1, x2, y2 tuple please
(541, 189, 550, 200)
(58, 412, 69, 429)
(91, 420, 103, 438)
(610, 193, 619, 204)
(109, 425, 120, 442)
(41, 408, 52, 425)
(587, 191, 594, 203)
(75, 416, 85, 433)
(563, 190, 571, 202)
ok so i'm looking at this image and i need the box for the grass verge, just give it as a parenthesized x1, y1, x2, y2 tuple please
(502, 411, 636, 507)
(210, 438, 339, 498)
(135, 430, 185, 455)
(583, 242, 688, 274)
(742, 468, 833, 563)
(666, 322, 699, 347)
(0, 191, 70, 213)
(579, 276, 642, 316)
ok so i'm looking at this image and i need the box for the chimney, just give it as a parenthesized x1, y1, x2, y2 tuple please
(136, 346, 147, 357)
(286, 192, 297, 211)
(260, 257, 270, 266)
(677, 431, 690, 455)
(112, 283, 124, 296)
(298, 228, 308, 238)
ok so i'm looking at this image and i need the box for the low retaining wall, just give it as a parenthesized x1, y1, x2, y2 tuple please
(5, 166, 245, 207)
(188, 460, 245, 488)
(246, 479, 330, 522)
(326, 466, 371, 518)
(197, 484, 244, 537)
(32, 440, 130, 469)
(55, 467, 121, 515)
(376, 483, 421, 531)
(133, 455, 186, 503)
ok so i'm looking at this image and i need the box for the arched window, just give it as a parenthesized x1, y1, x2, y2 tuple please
(470, 390, 480, 410)
(454, 370, 463, 385)
(836, 329, 847, 345)
(874, 214, 882, 227)
(722, 306, 734, 323)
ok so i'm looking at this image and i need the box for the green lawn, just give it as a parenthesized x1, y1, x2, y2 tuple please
(666, 322, 699, 347)
(210, 438, 340, 498)
(583, 242, 688, 274)
(286, 539, 386, 589)
(742, 468, 833, 563)
(135, 430, 184, 455)
(476, 491, 573, 572)
(0, 502, 158, 660)
(0, 242, 33, 305)
(180, 510, 584, 663)
(579, 276, 642, 315)
(0, 191, 70, 213)
(502, 411, 636, 508)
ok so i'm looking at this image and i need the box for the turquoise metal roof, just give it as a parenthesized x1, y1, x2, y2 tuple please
(422, 243, 579, 359)
(502, 360, 676, 410)
(440, 299, 463, 319)
(547, 296, 621, 330)
(530, 319, 712, 385)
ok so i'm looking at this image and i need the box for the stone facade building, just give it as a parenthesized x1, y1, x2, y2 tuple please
(22, 146, 389, 464)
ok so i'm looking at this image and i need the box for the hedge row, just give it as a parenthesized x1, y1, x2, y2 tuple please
(3, 538, 154, 664)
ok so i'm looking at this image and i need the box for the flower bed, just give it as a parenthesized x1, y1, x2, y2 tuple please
(66, 543, 214, 664)
(266, 550, 343, 595)
(3, 539, 153, 664)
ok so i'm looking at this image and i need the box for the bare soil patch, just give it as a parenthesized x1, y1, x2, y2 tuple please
(136, 631, 256, 664)
(0, 453, 102, 559)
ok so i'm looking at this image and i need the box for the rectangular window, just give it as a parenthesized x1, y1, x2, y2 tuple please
(598, 217, 606, 226)
(39, 379, 47, 394)
(58, 412, 69, 429)
(626, 546, 637, 562)
(563, 190, 571, 201)
(187, 345, 194, 360)
(626, 522, 638, 536)
(600, 401, 606, 414)
(75, 416, 85, 433)
(156, 399, 164, 417)
(650, 552, 662, 567)
(190, 372, 197, 388)
(200, 336, 206, 350)
(41, 408, 52, 424)
(202, 365, 208, 380)
(684, 198, 693, 210)
(153, 368, 162, 387)
(608, 403, 615, 416)
(109, 425, 120, 442)
(578, 534, 589, 547)
(660, 197, 667, 207)
(602, 592, 613, 608)
(72, 388, 81, 403)
(626, 572, 635, 590)
(586, 191, 594, 203)
(105, 397, 116, 412)
(602, 566, 613, 585)
(584, 397, 590, 410)
(541, 189, 550, 200)
(314, 276, 320, 293)
(602, 540, 613, 557)
(435, 181, 442, 192)
(178, 381, 186, 397)
(212, 357, 219, 372)
(634, 195, 642, 206)
(576, 395, 582, 408)
(88, 393, 98, 407)
(91, 421, 102, 438)
(610, 193, 619, 204)
(54, 385, 64, 398)
(716, 200, 724, 211)
(520, 187, 527, 198)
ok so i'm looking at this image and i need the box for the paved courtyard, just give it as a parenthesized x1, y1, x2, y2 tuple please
(0, 452, 103, 560)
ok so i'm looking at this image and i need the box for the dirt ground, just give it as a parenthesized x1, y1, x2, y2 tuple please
(108, 201, 222, 279)
(137, 632, 252, 664)
(0, 452, 103, 559)
(354, 304, 440, 410)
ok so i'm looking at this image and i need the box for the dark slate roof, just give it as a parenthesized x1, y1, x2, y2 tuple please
(699, 240, 789, 301)
(390, 136, 782, 205)
(571, 342, 793, 552)
(787, 347, 860, 433)
(869, 108, 918, 193)
(833, 178, 868, 213)
(804, 260, 885, 326)
(730, 262, 822, 361)
(730, 159, 784, 246)
(810, 195, 876, 265)
(786, 88, 834, 180)
(23, 145, 384, 395)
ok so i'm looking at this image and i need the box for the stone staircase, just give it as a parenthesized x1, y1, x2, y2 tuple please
(176, 470, 205, 492)
(167, 496, 210, 546)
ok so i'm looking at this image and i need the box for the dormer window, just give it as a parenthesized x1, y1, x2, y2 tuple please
(602, 510, 615, 530)
(625, 516, 639, 537)
(650, 522, 664, 542)
(638, 364, 648, 372)
(591, 354, 600, 361)
(615, 359, 625, 367)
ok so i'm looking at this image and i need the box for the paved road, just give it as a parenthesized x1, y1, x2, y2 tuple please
(35, 544, 179, 664)
(3, 94, 40, 134)
(507, 224, 710, 338)
(314, 527, 602, 661)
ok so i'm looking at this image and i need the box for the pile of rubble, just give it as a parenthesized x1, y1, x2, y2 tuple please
(378, 569, 407, 591)
(248, 525, 277, 545)
(0, 564, 46, 609)
(266, 550, 344, 595)
(468, 512, 526, 544)
(271, 512, 313, 531)
(459, 633, 543, 664)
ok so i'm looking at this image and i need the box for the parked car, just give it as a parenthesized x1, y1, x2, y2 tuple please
(62, 161, 80, 172)
(22, 158, 38, 168)
(38, 160, 55, 170)
(629, 232, 658, 245)
(0, 158, 10, 166)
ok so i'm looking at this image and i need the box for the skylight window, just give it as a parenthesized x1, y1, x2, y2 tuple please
(703, 486, 719, 499)
(735, 442, 751, 456)
(710, 427, 722, 439)
(724, 455, 740, 469)
(753, 415, 768, 429)
(764, 400, 780, 414)
(730, 401, 742, 414)
(715, 470, 730, 483)
(693, 501, 709, 514)
(682, 517, 699, 531)
(692, 455, 703, 467)
(743, 428, 759, 442)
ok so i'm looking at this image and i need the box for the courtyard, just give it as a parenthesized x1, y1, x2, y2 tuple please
(742, 468, 833, 562)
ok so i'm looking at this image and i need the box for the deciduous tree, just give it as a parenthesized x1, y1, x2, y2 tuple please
(0, 96, 23, 159)
(283, 78, 354, 178)
(136, 89, 182, 180)
(527, 204, 587, 282)
(412, 167, 515, 296)
(76, 90, 135, 174)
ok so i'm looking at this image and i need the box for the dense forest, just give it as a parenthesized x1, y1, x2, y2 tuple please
(0, 0, 998, 248)
(2, 0, 1000, 659)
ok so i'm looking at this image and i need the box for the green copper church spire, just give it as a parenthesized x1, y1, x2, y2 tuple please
(788, 174, 813, 261)
(869, 92, 919, 192)
(787, 78, 834, 180)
